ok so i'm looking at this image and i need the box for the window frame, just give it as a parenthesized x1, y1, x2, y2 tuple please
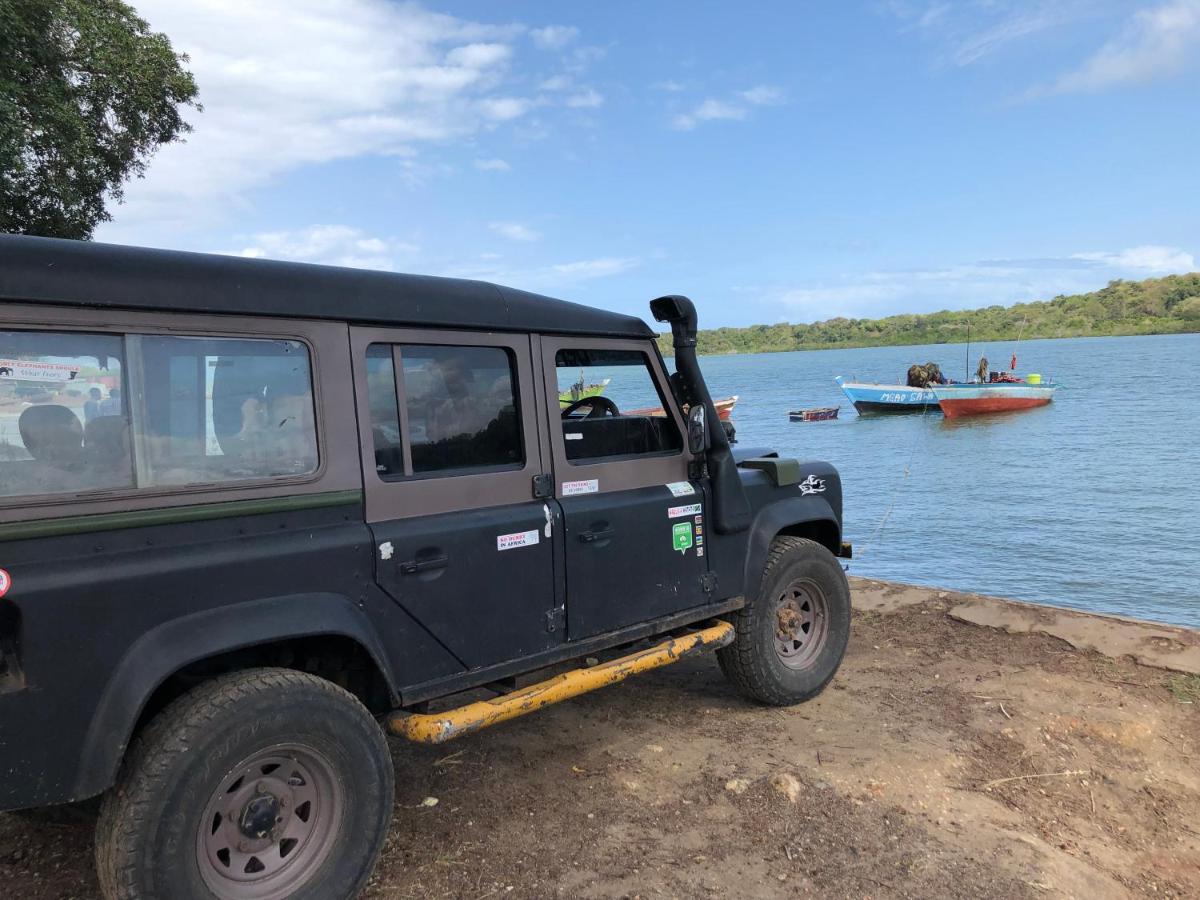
(350, 326, 546, 523)
(539, 335, 692, 495)
(0, 303, 360, 524)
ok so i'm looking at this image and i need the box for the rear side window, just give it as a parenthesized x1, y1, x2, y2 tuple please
(365, 343, 523, 478)
(555, 348, 682, 463)
(0, 329, 318, 501)
(137, 336, 318, 487)
(0, 331, 132, 497)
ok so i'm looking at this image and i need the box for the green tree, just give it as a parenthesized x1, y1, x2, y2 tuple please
(1177, 297, 1200, 321)
(0, 0, 199, 239)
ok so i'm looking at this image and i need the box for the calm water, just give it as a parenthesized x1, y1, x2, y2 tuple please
(694, 333, 1200, 627)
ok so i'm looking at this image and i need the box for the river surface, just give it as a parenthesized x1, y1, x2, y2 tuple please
(693, 333, 1200, 627)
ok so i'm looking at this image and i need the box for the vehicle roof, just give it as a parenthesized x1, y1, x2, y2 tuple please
(0, 234, 655, 339)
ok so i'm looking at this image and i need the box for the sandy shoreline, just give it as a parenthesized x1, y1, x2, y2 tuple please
(3, 577, 1197, 898)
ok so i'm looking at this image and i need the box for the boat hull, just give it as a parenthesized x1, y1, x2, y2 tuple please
(933, 384, 1057, 418)
(626, 395, 738, 421)
(834, 376, 937, 414)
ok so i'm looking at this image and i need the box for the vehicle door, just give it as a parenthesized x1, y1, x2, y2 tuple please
(350, 328, 562, 670)
(540, 338, 710, 641)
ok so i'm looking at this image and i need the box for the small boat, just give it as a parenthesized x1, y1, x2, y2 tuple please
(789, 406, 839, 422)
(558, 377, 611, 406)
(711, 396, 738, 421)
(626, 395, 738, 421)
(834, 376, 938, 415)
(932, 382, 1058, 418)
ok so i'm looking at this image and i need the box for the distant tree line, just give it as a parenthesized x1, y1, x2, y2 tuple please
(659, 273, 1200, 356)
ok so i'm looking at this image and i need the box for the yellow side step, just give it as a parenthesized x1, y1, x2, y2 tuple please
(389, 620, 735, 744)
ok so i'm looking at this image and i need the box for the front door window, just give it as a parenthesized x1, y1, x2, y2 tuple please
(554, 348, 682, 463)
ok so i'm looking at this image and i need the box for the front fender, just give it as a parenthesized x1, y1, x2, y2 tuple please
(75, 592, 397, 800)
(741, 496, 841, 602)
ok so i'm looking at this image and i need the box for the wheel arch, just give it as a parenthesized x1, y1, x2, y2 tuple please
(74, 593, 399, 801)
(742, 497, 842, 602)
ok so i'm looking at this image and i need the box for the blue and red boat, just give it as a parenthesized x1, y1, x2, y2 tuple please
(932, 381, 1058, 418)
(834, 376, 938, 414)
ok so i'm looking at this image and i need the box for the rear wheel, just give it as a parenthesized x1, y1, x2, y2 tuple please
(95, 668, 394, 900)
(718, 536, 850, 705)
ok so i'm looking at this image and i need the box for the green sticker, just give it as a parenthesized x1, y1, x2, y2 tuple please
(672, 521, 694, 553)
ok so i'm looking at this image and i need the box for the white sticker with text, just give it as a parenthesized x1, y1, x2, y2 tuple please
(665, 481, 695, 497)
(668, 503, 703, 519)
(497, 529, 540, 551)
(0, 359, 80, 382)
(562, 479, 599, 496)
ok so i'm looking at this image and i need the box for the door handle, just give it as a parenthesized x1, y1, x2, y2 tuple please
(578, 529, 614, 543)
(399, 555, 448, 575)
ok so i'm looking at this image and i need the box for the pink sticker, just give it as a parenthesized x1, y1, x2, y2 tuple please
(0, 568, 10, 599)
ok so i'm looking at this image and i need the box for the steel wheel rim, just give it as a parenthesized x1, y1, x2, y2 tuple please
(196, 743, 343, 900)
(774, 578, 829, 670)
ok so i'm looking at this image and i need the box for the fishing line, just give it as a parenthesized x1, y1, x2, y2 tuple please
(854, 398, 934, 560)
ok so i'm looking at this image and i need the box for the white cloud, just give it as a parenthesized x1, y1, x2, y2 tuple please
(445, 42, 512, 69)
(549, 257, 639, 279)
(739, 84, 786, 105)
(566, 88, 604, 108)
(530, 25, 580, 50)
(671, 99, 747, 130)
(1045, 1, 1200, 94)
(1071, 245, 1195, 271)
(670, 86, 785, 130)
(234, 225, 418, 270)
(478, 97, 531, 120)
(652, 80, 687, 92)
(489, 221, 541, 242)
(885, 2, 1086, 68)
(473, 158, 511, 171)
(539, 74, 573, 91)
(950, 8, 1067, 66)
(95, 1, 538, 240)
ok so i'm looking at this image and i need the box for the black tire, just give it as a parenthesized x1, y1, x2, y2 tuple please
(717, 536, 850, 705)
(95, 668, 394, 900)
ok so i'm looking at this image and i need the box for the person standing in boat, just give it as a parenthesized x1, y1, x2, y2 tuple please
(976, 355, 989, 383)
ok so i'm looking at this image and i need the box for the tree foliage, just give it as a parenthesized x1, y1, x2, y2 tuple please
(0, 0, 199, 239)
(660, 274, 1200, 356)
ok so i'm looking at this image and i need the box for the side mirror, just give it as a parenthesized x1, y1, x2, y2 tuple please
(687, 403, 708, 454)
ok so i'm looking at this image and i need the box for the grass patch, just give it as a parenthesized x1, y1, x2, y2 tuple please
(1165, 674, 1200, 703)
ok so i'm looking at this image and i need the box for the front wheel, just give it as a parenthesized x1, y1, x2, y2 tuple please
(95, 668, 394, 900)
(717, 536, 850, 705)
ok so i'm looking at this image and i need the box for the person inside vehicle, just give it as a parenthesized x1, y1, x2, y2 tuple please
(99, 387, 122, 416)
(84, 387, 104, 422)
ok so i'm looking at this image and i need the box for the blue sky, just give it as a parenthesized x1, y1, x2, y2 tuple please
(100, 1, 1200, 328)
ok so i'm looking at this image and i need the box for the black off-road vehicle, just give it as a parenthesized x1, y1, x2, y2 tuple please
(0, 235, 851, 900)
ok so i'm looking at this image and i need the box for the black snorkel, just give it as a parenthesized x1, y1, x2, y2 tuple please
(650, 295, 751, 535)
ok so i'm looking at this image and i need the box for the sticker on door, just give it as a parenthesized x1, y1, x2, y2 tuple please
(497, 529, 540, 551)
(672, 522, 694, 554)
(668, 503, 702, 519)
(562, 479, 599, 496)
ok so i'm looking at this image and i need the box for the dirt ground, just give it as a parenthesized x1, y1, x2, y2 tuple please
(3, 578, 1199, 899)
